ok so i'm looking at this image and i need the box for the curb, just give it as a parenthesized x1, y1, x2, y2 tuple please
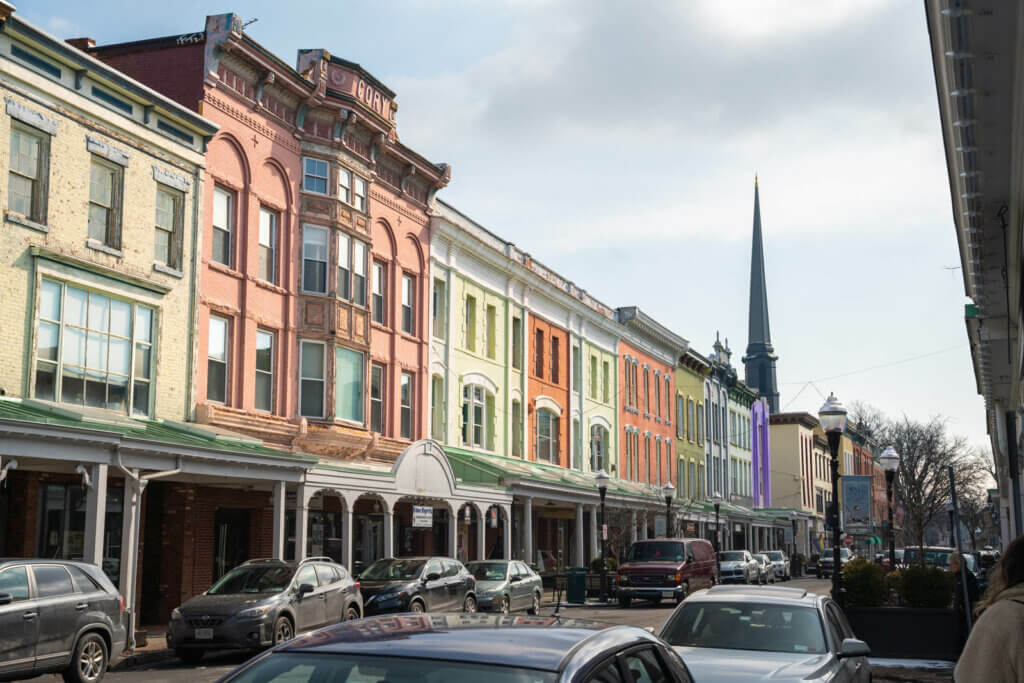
(112, 647, 175, 671)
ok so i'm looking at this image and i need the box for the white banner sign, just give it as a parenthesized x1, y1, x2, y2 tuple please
(412, 505, 434, 528)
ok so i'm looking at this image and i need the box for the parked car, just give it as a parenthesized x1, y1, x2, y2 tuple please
(218, 612, 694, 683)
(753, 554, 776, 584)
(359, 557, 476, 615)
(902, 546, 953, 568)
(466, 560, 543, 614)
(765, 550, 791, 581)
(661, 585, 871, 682)
(816, 548, 854, 578)
(167, 556, 361, 663)
(0, 559, 126, 683)
(717, 550, 759, 584)
(616, 538, 717, 608)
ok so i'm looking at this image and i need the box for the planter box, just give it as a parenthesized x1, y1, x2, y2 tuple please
(845, 606, 963, 660)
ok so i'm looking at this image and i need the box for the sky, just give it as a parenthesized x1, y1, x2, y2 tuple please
(27, 0, 988, 449)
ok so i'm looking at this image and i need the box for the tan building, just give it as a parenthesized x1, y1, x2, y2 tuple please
(769, 412, 822, 557)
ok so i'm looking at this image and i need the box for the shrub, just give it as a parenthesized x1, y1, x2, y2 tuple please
(885, 570, 902, 602)
(590, 556, 618, 573)
(843, 558, 887, 607)
(900, 565, 953, 608)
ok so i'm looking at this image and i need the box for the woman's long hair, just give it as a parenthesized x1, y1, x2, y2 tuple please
(976, 535, 1024, 615)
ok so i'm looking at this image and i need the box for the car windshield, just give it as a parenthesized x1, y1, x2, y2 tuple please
(360, 559, 426, 582)
(766, 551, 784, 561)
(662, 602, 827, 654)
(627, 542, 685, 562)
(468, 562, 508, 581)
(719, 551, 746, 562)
(228, 652, 559, 683)
(207, 565, 293, 595)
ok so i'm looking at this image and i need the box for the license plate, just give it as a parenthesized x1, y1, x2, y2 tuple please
(194, 628, 213, 640)
(661, 590, 674, 598)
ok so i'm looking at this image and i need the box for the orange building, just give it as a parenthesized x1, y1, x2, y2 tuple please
(527, 315, 571, 467)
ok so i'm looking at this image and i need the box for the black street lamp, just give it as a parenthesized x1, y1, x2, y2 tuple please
(595, 469, 609, 602)
(819, 393, 848, 607)
(879, 446, 900, 570)
(712, 491, 722, 553)
(663, 482, 676, 538)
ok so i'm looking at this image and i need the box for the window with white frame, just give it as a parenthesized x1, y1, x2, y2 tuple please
(431, 375, 444, 441)
(299, 340, 325, 418)
(302, 157, 328, 195)
(352, 240, 367, 306)
(643, 369, 650, 414)
(154, 185, 183, 270)
(371, 261, 386, 324)
(370, 363, 385, 433)
(676, 396, 684, 438)
(590, 424, 608, 472)
(302, 225, 329, 294)
(572, 346, 581, 393)
(353, 175, 367, 212)
(258, 207, 277, 284)
(8, 122, 49, 223)
(401, 372, 413, 439)
(462, 384, 490, 449)
(485, 304, 496, 359)
(211, 186, 233, 267)
(536, 408, 559, 463)
(602, 361, 609, 403)
(88, 156, 122, 248)
(644, 436, 651, 483)
(511, 317, 522, 370)
(656, 439, 662, 486)
(255, 329, 274, 412)
(432, 278, 447, 341)
(337, 233, 351, 300)
(589, 355, 597, 399)
(665, 377, 671, 420)
(34, 279, 154, 416)
(465, 296, 477, 352)
(402, 274, 415, 335)
(512, 399, 522, 457)
(338, 167, 351, 204)
(207, 315, 229, 403)
(335, 346, 364, 423)
(655, 375, 661, 418)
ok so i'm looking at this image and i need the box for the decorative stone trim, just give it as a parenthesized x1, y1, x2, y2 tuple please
(5, 210, 49, 233)
(86, 135, 129, 166)
(152, 165, 191, 192)
(152, 262, 183, 279)
(6, 98, 58, 135)
(85, 238, 123, 258)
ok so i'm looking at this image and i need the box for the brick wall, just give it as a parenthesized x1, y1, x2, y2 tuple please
(92, 43, 206, 114)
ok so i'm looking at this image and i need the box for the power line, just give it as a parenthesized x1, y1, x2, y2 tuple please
(780, 344, 968, 386)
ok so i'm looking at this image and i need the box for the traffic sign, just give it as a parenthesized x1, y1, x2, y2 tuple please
(843, 535, 854, 547)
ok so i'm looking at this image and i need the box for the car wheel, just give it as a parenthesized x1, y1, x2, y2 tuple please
(273, 615, 294, 645)
(463, 595, 477, 613)
(64, 633, 107, 683)
(176, 648, 204, 665)
(410, 599, 425, 613)
(344, 605, 360, 621)
(528, 592, 540, 615)
(618, 596, 632, 608)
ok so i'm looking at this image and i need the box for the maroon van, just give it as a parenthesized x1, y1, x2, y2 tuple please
(615, 537, 717, 607)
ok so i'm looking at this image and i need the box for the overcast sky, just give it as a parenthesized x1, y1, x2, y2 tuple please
(30, 0, 987, 449)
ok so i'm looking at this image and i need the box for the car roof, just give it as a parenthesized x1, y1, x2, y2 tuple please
(684, 585, 824, 607)
(276, 613, 657, 672)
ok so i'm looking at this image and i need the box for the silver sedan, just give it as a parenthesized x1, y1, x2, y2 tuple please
(465, 560, 543, 614)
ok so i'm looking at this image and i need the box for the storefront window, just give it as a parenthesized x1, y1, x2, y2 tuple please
(37, 483, 122, 585)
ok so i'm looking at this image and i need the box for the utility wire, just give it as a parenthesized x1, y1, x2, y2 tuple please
(779, 343, 968, 386)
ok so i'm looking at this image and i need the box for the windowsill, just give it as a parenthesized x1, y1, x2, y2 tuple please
(254, 278, 288, 295)
(85, 239, 123, 258)
(207, 260, 243, 278)
(399, 331, 421, 343)
(152, 262, 183, 278)
(5, 210, 49, 233)
(370, 320, 391, 332)
(300, 290, 332, 299)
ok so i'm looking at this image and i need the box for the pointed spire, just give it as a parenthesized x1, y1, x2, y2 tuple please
(744, 177, 779, 412)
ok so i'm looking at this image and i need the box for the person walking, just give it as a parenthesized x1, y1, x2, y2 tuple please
(955, 536, 1024, 682)
(950, 551, 980, 614)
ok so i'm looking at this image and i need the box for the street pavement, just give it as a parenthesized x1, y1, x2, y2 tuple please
(42, 578, 850, 683)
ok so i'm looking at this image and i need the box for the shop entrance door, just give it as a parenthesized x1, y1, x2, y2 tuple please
(354, 515, 383, 575)
(213, 508, 249, 581)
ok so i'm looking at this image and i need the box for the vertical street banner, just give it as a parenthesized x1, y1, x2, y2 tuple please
(841, 475, 873, 534)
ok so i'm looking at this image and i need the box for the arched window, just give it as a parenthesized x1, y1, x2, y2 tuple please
(590, 424, 609, 472)
(536, 408, 560, 463)
(461, 384, 494, 450)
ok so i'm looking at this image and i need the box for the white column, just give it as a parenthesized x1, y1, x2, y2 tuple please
(502, 506, 513, 560)
(477, 507, 487, 561)
(588, 504, 598, 565)
(383, 503, 394, 557)
(630, 509, 638, 544)
(294, 484, 309, 561)
(523, 497, 534, 564)
(575, 503, 585, 566)
(271, 482, 286, 560)
(83, 463, 108, 567)
(640, 513, 648, 540)
(119, 476, 145, 651)
(448, 506, 458, 559)
(342, 502, 353, 569)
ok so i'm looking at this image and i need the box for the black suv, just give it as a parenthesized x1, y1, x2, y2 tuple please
(359, 557, 477, 615)
(167, 557, 362, 663)
(0, 559, 126, 683)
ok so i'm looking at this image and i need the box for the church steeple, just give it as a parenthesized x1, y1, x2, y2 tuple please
(743, 176, 780, 412)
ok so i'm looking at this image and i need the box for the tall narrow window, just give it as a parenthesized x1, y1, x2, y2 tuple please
(590, 425, 608, 472)
(88, 157, 121, 248)
(624, 360, 632, 408)
(551, 337, 560, 384)
(9, 123, 48, 222)
(211, 186, 233, 266)
(371, 261, 386, 324)
(302, 157, 328, 194)
(485, 304, 496, 358)
(337, 233, 351, 300)
(335, 346, 364, 422)
(255, 329, 274, 412)
(462, 385, 488, 448)
(655, 376, 661, 418)
(590, 356, 598, 398)
(258, 207, 277, 284)
(370, 363, 385, 433)
(644, 436, 651, 483)
(299, 340, 325, 418)
(688, 400, 696, 441)
(643, 370, 650, 414)
(302, 225, 328, 293)
(511, 317, 522, 370)
(338, 167, 352, 204)
(402, 275, 415, 335)
(632, 362, 639, 407)
(353, 176, 367, 212)
(534, 329, 544, 378)
(665, 377, 671, 420)
(352, 241, 367, 305)
(572, 346, 581, 393)
(602, 360, 610, 402)
(656, 439, 662, 486)
(676, 396, 684, 438)
(536, 409, 559, 463)
(400, 372, 413, 439)
(512, 399, 522, 458)
(432, 278, 447, 341)
(465, 295, 477, 352)
(431, 375, 444, 441)
(154, 185, 183, 269)
(207, 316, 229, 403)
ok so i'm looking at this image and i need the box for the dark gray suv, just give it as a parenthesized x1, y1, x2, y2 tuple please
(167, 557, 361, 663)
(0, 559, 126, 683)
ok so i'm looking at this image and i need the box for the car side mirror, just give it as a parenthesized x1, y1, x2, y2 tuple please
(298, 583, 314, 597)
(510, 575, 521, 583)
(839, 638, 871, 659)
(0, 593, 11, 606)
(424, 572, 441, 582)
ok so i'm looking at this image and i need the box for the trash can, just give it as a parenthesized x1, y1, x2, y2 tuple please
(566, 567, 587, 604)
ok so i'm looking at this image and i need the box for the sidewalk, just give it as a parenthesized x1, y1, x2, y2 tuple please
(112, 633, 174, 671)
